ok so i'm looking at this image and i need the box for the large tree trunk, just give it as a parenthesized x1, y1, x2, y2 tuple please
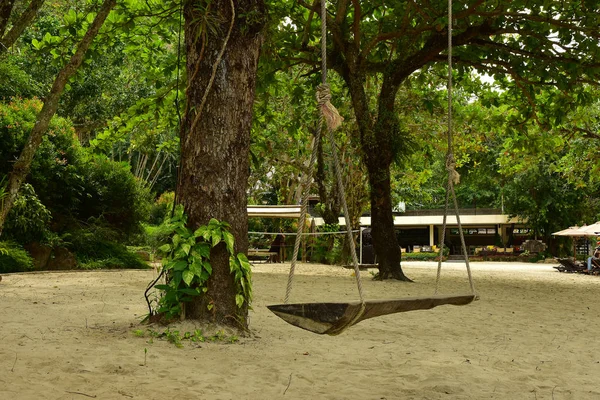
(0, 0, 116, 237)
(178, 0, 265, 328)
(342, 70, 410, 280)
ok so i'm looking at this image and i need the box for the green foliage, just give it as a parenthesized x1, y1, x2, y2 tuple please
(0, 98, 85, 221)
(67, 227, 148, 270)
(0, 242, 34, 273)
(402, 252, 445, 262)
(3, 184, 52, 244)
(143, 222, 176, 254)
(0, 175, 7, 214)
(135, 327, 239, 348)
(0, 98, 153, 246)
(78, 155, 152, 236)
(154, 206, 252, 320)
(0, 56, 43, 99)
(148, 191, 175, 225)
(502, 161, 588, 240)
(308, 224, 344, 265)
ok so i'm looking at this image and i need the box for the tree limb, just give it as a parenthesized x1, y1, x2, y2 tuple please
(0, 0, 45, 53)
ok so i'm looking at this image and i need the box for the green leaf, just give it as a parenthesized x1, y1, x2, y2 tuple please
(211, 231, 222, 247)
(237, 253, 252, 271)
(178, 288, 200, 296)
(189, 259, 203, 277)
(158, 244, 171, 253)
(172, 272, 182, 288)
(172, 234, 181, 247)
(181, 243, 191, 255)
(173, 260, 188, 271)
(222, 231, 235, 254)
(194, 226, 207, 238)
(235, 294, 244, 308)
(192, 242, 211, 259)
(182, 270, 194, 286)
(203, 261, 212, 275)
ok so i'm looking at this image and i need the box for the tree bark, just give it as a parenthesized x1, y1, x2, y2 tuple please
(0, 0, 116, 237)
(340, 68, 411, 280)
(0, 0, 45, 53)
(178, 0, 265, 328)
(0, 0, 15, 39)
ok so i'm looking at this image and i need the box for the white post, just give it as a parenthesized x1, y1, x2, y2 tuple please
(429, 224, 435, 247)
(359, 227, 364, 264)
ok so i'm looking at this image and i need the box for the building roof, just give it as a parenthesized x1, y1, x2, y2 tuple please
(312, 214, 524, 227)
(247, 205, 302, 218)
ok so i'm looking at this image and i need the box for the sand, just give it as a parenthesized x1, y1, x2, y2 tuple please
(1, 261, 600, 400)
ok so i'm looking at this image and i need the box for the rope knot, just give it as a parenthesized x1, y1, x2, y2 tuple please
(446, 153, 461, 185)
(316, 84, 344, 131)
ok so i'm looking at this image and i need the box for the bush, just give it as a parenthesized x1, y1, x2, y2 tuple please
(77, 155, 152, 237)
(148, 191, 174, 225)
(0, 98, 85, 226)
(402, 252, 445, 261)
(144, 222, 176, 254)
(1, 99, 151, 240)
(0, 241, 34, 273)
(0, 57, 43, 99)
(308, 224, 344, 265)
(67, 229, 148, 269)
(3, 183, 52, 243)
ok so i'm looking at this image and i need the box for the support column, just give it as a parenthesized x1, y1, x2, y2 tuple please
(429, 224, 435, 247)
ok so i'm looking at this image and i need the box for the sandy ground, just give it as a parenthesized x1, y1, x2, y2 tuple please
(1, 261, 600, 400)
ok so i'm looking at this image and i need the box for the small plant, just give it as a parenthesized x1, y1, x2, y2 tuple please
(132, 329, 145, 337)
(164, 328, 183, 348)
(134, 327, 238, 347)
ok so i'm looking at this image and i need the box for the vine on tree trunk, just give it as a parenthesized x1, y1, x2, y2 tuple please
(145, 205, 252, 323)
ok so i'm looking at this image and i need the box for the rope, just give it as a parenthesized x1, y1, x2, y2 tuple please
(284, 130, 321, 304)
(317, 84, 344, 131)
(435, 0, 476, 296)
(284, 0, 365, 310)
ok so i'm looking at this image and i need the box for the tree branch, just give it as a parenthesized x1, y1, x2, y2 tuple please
(0, 0, 45, 53)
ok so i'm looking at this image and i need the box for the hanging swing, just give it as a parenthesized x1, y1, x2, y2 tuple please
(267, 0, 478, 335)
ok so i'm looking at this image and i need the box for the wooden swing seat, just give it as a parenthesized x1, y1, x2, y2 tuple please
(267, 293, 478, 335)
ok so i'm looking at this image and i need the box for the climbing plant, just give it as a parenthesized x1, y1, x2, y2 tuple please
(149, 205, 252, 321)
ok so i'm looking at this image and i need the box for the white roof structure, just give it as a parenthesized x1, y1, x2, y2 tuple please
(247, 205, 525, 228)
(312, 214, 523, 227)
(247, 205, 302, 218)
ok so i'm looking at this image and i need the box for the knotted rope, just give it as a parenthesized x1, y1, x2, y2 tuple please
(445, 153, 460, 185)
(317, 84, 344, 131)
